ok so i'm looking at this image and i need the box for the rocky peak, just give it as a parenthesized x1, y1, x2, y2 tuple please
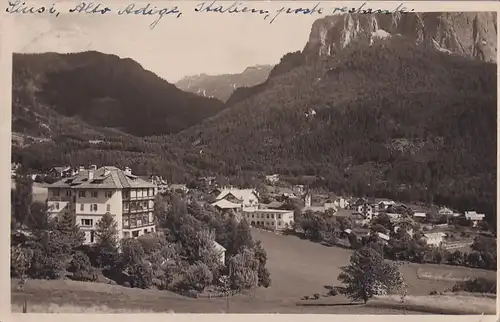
(303, 12, 497, 63)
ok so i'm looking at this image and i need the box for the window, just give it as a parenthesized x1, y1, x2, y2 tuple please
(81, 219, 93, 226)
(105, 191, 113, 198)
(132, 231, 139, 237)
(278, 214, 282, 219)
(78, 191, 86, 198)
(137, 218, 142, 226)
(124, 203, 129, 210)
(271, 214, 275, 219)
(124, 232, 130, 238)
(55, 202, 59, 210)
(91, 204, 98, 212)
(66, 190, 71, 197)
(252, 214, 254, 218)
(266, 214, 270, 219)
(90, 231, 95, 243)
(80, 204, 84, 211)
(106, 204, 111, 212)
(123, 219, 129, 227)
(91, 191, 98, 198)
(144, 229, 148, 234)
(53, 190, 60, 197)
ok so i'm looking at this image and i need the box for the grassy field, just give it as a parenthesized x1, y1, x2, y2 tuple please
(11, 228, 496, 314)
(250, 229, 496, 299)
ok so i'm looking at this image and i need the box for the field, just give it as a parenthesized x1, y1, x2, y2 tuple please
(11, 228, 496, 314)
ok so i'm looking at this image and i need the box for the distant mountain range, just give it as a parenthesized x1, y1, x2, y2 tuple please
(12, 51, 225, 139)
(175, 65, 273, 102)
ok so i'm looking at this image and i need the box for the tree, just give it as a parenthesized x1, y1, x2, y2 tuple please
(229, 247, 259, 291)
(233, 219, 254, 254)
(254, 241, 271, 287)
(119, 239, 152, 288)
(94, 213, 119, 268)
(181, 262, 213, 292)
(13, 175, 33, 228)
(338, 247, 405, 304)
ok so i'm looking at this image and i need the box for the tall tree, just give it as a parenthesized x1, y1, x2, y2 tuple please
(94, 213, 120, 268)
(338, 247, 406, 304)
(13, 175, 33, 228)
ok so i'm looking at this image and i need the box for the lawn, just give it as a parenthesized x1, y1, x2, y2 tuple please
(249, 228, 496, 312)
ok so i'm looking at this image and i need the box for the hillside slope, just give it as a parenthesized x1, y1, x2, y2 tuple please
(175, 65, 273, 102)
(12, 51, 226, 138)
(175, 37, 497, 221)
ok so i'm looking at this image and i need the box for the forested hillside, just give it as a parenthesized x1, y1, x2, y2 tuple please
(12, 51, 225, 138)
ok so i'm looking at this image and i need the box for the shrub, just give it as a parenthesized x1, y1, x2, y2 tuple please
(68, 251, 92, 273)
(452, 277, 496, 294)
(313, 293, 320, 300)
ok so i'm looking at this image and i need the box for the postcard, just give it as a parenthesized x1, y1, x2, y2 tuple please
(2, 0, 498, 318)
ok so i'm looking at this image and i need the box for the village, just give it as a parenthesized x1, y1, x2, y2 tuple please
(12, 163, 491, 255)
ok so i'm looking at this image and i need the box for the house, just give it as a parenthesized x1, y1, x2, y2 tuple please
(333, 197, 349, 210)
(412, 212, 427, 222)
(423, 232, 447, 246)
(465, 211, 485, 227)
(393, 225, 414, 237)
(265, 174, 280, 185)
(168, 184, 189, 193)
(11, 163, 20, 178)
(386, 213, 403, 222)
(213, 240, 226, 265)
(350, 198, 368, 209)
(354, 203, 376, 220)
(211, 199, 242, 212)
(243, 209, 294, 231)
(46, 166, 157, 244)
(47, 165, 77, 179)
(438, 207, 454, 216)
(377, 200, 396, 211)
(215, 188, 259, 211)
(293, 185, 305, 195)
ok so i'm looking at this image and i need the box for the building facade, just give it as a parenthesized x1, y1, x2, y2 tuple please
(46, 166, 157, 244)
(215, 188, 260, 211)
(243, 209, 294, 231)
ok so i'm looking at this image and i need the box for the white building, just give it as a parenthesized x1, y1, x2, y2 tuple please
(465, 211, 485, 227)
(265, 174, 280, 185)
(215, 188, 259, 211)
(46, 166, 157, 244)
(243, 209, 294, 231)
(438, 207, 454, 216)
(423, 232, 447, 246)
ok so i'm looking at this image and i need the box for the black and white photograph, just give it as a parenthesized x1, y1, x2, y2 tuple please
(7, 0, 498, 315)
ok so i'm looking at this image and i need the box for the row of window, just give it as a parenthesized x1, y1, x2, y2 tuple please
(251, 220, 286, 227)
(122, 213, 154, 228)
(52, 189, 113, 198)
(79, 203, 112, 212)
(244, 212, 284, 219)
(123, 227, 155, 238)
(122, 189, 155, 199)
(123, 201, 153, 211)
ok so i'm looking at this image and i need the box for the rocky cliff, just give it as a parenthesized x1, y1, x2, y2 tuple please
(303, 12, 497, 63)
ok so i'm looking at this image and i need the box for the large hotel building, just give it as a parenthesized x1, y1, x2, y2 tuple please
(46, 166, 157, 244)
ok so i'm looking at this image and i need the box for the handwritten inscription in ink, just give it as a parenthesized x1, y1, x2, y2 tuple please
(117, 3, 183, 29)
(4, 1, 416, 27)
(5, 0, 60, 17)
(69, 2, 111, 14)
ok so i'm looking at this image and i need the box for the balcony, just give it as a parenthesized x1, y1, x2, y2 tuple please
(47, 196, 72, 202)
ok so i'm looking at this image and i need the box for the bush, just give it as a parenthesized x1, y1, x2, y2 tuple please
(68, 251, 92, 273)
(28, 251, 65, 279)
(313, 293, 320, 300)
(452, 277, 496, 294)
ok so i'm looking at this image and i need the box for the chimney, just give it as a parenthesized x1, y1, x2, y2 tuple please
(90, 164, 97, 170)
(124, 167, 131, 175)
(78, 166, 85, 173)
(88, 170, 94, 181)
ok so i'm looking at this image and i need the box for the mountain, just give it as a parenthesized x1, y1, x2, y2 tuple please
(175, 65, 273, 102)
(173, 13, 496, 222)
(226, 12, 497, 107)
(12, 51, 225, 139)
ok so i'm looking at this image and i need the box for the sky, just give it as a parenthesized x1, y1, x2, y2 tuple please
(10, 1, 324, 82)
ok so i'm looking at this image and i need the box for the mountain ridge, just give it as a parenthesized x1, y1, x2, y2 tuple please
(12, 51, 226, 139)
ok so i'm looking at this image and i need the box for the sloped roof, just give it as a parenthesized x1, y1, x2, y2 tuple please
(48, 166, 156, 189)
(211, 199, 241, 209)
(216, 188, 258, 202)
(213, 240, 226, 252)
